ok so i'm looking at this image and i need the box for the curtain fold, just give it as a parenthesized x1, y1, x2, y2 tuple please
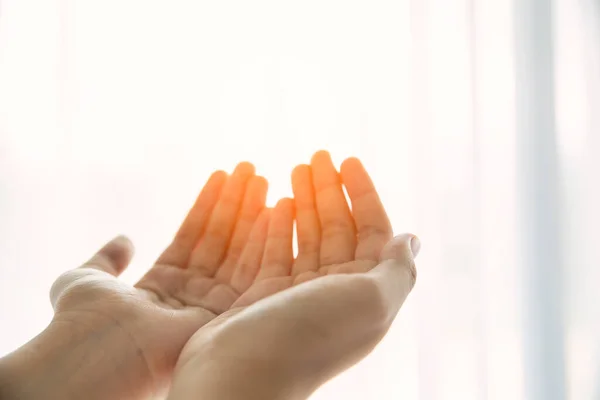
(513, 0, 566, 398)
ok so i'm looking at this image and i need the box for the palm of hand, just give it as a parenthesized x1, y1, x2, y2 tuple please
(51, 162, 271, 397)
(138, 152, 390, 319)
(171, 152, 395, 364)
(50, 151, 391, 399)
(169, 153, 405, 400)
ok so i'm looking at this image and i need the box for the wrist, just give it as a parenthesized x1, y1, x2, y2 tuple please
(168, 339, 324, 400)
(0, 322, 73, 399)
(0, 317, 155, 400)
(168, 359, 299, 400)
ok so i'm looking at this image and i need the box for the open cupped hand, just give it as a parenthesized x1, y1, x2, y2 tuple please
(49, 161, 273, 399)
(167, 151, 419, 400)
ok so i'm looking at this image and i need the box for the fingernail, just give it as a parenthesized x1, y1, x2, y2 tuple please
(410, 236, 421, 258)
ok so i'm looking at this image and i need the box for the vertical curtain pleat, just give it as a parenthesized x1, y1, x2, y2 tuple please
(513, 0, 567, 399)
(585, 3, 600, 399)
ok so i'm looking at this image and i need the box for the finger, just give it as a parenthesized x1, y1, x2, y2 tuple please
(230, 208, 271, 293)
(291, 164, 321, 274)
(368, 234, 420, 319)
(49, 236, 134, 310)
(80, 235, 135, 276)
(340, 157, 392, 261)
(156, 170, 228, 267)
(189, 162, 255, 274)
(311, 150, 356, 265)
(255, 198, 294, 281)
(216, 175, 268, 282)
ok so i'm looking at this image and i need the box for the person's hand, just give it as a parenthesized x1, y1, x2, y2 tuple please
(167, 151, 420, 400)
(0, 162, 274, 400)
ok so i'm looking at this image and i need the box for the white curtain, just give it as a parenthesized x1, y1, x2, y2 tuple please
(0, 0, 598, 399)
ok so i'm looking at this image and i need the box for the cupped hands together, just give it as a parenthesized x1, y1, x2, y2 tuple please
(0, 151, 420, 400)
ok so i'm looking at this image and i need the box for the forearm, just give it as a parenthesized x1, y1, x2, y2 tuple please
(0, 319, 153, 400)
(166, 358, 316, 400)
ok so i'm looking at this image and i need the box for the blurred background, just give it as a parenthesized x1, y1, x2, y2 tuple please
(0, 0, 598, 399)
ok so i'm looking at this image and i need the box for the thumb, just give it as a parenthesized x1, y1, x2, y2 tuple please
(49, 236, 135, 310)
(379, 233, 420, 266)
(367, 233, 420, 318)
(80, 235, 135, 276)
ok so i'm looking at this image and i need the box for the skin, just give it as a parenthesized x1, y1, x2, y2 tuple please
(166, 152, 420, 400)
(1, 161, 270, 399)
(0, 151, 419, 400)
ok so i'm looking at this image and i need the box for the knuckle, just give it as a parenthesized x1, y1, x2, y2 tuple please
(226, 244, 243, 262)
(239, 206, 261, 221)
(297, 237, 319, 254)
(320, 218, 354, 239)
(357, 223, 391, 243)
(207, 225, 231, 244)
(220, 191, 243, 208)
